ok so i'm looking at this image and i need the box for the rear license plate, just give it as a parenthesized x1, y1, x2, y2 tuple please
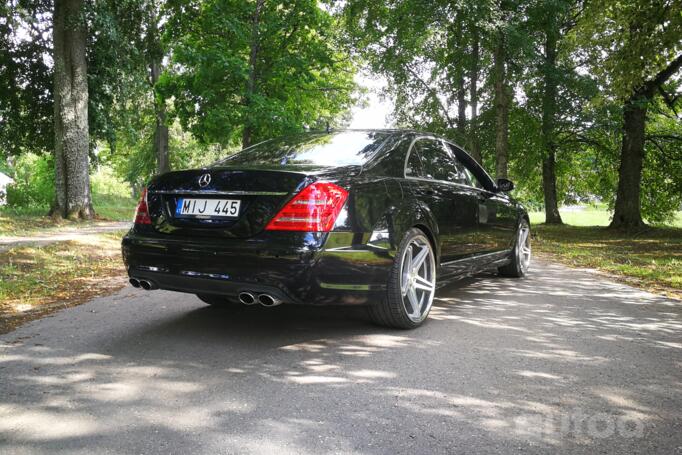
(175, 198, 241, 218)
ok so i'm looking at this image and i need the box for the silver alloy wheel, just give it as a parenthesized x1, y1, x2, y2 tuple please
(518, 223, 531, 273)
(400, 235, 436, 322)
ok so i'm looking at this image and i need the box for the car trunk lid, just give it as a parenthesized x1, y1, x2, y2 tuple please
(145, 168, 311, 238)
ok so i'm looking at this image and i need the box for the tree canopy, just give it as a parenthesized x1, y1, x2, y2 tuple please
(160, 0, 358, 148)
(0, 0, 680, 226)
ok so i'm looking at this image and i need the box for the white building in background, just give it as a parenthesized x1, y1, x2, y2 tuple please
(0, 172, 14, 206)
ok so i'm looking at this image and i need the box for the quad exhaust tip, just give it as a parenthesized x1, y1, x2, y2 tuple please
(129, 277, 157, 291)
(238, 292, 257, 305)
(258, 294, 282, 307)
(238, 291, 282, 307)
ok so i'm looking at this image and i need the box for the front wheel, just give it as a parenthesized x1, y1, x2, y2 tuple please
(368, 228, 437, 329)
(498, 219, 531, 278)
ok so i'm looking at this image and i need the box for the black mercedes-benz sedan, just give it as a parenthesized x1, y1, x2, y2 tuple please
(122, 129, 531, 328)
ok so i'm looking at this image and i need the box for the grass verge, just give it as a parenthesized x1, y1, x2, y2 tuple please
(0, 194, 136, 237)
(529, 206, 682, 227)
(0, 231, 128, 334)
(532, 224, 682, 299)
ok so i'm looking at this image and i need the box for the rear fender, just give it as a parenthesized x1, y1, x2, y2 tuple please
(336, 177, 439, 261)
(382, 197, 440, 263)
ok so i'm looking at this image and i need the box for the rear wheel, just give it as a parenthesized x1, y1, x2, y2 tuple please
(368, 228, 437, 329)
(498, 219, 531, 277)
(196, 294, 239, 307)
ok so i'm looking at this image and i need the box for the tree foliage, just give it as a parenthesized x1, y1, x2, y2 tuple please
(160, 0, 358, 148)
(574, 0, 682, 227)
(0, 0, 53, 156)
(0, 0, 680, 225)
(344, 0, 682, 225)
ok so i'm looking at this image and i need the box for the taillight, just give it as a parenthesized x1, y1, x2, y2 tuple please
(265, 182, 348, 232)
(134, 188, 152, 225)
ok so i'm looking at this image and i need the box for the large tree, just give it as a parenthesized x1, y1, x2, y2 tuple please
(145, 2, 169, 173)
(52, 0, 93, 219)
(528, 0, 584, 224)
(161, 0, 357, 148)
(343, 1, 462, 139)
(0, 0, 54, 157)
(2, 0, 159, 213)
(578, 0, 682, 228)
(492, 24, 510, 179)
(343, 0, 531, 178)
(88, 0, 178, 176)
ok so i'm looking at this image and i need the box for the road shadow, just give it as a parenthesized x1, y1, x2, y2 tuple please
(1, 261, 681, 454)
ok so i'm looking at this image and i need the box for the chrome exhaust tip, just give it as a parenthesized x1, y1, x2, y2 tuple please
(238, 292, 257, 305)
(258, 294, 282, 307)
(131, 277, 157, 290)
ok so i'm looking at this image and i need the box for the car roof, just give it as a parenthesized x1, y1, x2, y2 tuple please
(325, 128, 460, 143)
(324, 128, 421, 135)
(328, 128, 471, 152)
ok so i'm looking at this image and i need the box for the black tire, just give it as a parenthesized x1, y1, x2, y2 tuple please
(498, 219, 531, 278)
(367, 227, 436, 329)
(196, 294, 239, 307)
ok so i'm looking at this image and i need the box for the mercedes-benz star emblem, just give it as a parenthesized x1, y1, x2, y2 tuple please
(198, 173, 211, 187)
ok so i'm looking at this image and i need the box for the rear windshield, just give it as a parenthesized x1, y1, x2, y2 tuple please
(213, 131, 390, 168)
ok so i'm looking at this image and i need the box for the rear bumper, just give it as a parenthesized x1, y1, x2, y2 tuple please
(121, 229, 394, 305)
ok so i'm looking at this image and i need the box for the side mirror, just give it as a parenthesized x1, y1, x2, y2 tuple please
(496, 178, 514, 192)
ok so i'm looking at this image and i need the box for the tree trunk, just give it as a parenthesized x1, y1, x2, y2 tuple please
(493, 33, 509, 180)
(610, 96, 647, 229)
(150, 59, 169, 174)
(242, 0, 264, 149)
(542, 153, 562, 223)
(467, 25, 482, 164)
(51, 0, 93, 220)
(608, 53, 682, 229)
(541, 17, 562, 224)
(454, 15, 466, 141)
(456, 73, 466, 140)
(148, 6, 169, 175)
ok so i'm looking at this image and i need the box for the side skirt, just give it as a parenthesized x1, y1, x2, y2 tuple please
(436, 250, 512, 288)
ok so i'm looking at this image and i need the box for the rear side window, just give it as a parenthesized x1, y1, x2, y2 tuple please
(409, 139, 467, 184)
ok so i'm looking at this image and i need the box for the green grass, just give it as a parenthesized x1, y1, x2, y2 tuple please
(0, 193, 136, 236)
(531, 209, 682, 298)
(529, 206, 682, 227)
(0, 231, 128, 333)
(92, 193, 137, 221)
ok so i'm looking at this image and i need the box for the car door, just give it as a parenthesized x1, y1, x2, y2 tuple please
(405, 138, 480, 270)
(446, 143, 517, 253)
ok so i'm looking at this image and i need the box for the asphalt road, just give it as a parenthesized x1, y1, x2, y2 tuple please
(1, 260, 681, 454)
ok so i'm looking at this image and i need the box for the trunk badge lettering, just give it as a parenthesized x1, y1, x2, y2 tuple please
(198, 173, 211, 187)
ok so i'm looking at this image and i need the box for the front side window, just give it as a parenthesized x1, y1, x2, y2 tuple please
(445, 143, 487, 189)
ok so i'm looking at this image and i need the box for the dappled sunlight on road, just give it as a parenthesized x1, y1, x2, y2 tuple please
(0, 260, 680, 453)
